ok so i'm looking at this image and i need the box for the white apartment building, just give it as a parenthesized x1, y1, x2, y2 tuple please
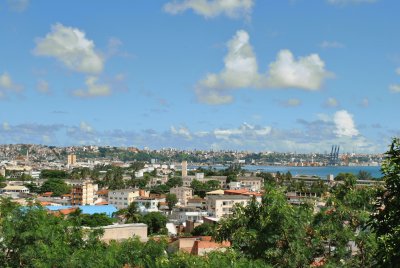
(171, 207, 208, 224)
(133, 197, 160, 213)
(170, 186, 193, 206)
(237, 177, 263, 191)
(206, 195, 252, 218)
(108, 189, 142, 210)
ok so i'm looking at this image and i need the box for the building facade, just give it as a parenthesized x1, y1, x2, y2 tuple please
(170, 186, 193, 206)
(71, 181, 96, 206)
(206, 195, 251, 218)
(108, 189, 144, 210)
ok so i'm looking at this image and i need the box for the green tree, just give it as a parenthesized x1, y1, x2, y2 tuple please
(0, 175, 6, 188)
(215, 188, 314, 267)
(357, 170, 373, 180)
(40, 178, 71, 196)
(370, 138, 400, 267)
(40, 169, 68, 180)
(166, 177, 183, 188)
(78, 213, 115, 227)
(191, 223, 214, 236)
(142, 212, 167, 235)
(24, 182, 41, 193)
(115, 202, 142, 223)
(166, 193, 178, 211)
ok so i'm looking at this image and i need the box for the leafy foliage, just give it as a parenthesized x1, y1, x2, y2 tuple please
(166, 193, 178, 210)
(40, 178, 71, 196)
(370, 138, 400, 267)
(142, 212, 168, 235)
(40, 169, 68, 180)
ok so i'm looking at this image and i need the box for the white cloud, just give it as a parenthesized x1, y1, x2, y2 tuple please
(79, 122, 93, 133)
(325, 97, 339, 107)
(73, 76, 111, 97)
(195, 30, 332, 104)
(7, 0, 29, 12)
(327, 0, 377, 5)
(266, 50, 331, 90)
(37, 79, 50, 94)
(214, 123, 271, 140)
(0, 120, 381, 153)
(319, 41, 344, 49)
(170, 126, 192, 140)
(389, 84, 400, 93)
(282, 98, 301, 107)
(333, 110, 359, 137)
(2, 122, 11, 131)
(0, 72, 23, 92)
(164, 0, 254, 19)
(34, 23, 103, 74)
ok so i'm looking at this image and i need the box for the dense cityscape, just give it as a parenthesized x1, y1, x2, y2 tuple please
(2, 0, 400, 267)
(0, 141, 396, 267)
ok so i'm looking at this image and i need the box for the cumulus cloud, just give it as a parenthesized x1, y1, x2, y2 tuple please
(36, 79, 50, 94)
(327, 0, 377, 5)
(73, 76, 111, 97)
(170, 126, 192, 140)
(0, 72, 23, 92)
(2, 122, 11, 131)
(333, 110, 359, 137)
(214, 123, 272, 140)
(319, 41, 345, 49)
(34, 23, 104, 74)
(325, 97, 339, 107)
(389, 84, 400, 93)
(195, 30, 332, 104)
(164, 0, 254, 19)
(266, 50, 331, 90)
(80, 121, 93, 133)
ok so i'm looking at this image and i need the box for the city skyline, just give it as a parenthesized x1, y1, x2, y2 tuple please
(0, 0, 398, 153)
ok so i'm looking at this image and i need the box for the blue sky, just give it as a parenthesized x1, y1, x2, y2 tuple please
(0, 0, 398, 153)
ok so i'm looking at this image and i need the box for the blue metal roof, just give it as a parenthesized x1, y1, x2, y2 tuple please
(45, 205, 117, 217)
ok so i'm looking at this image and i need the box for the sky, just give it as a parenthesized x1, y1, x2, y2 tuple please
(0, 0, 399, 153)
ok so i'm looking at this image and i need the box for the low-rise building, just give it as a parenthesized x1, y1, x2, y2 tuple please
(108, 189, 148, 210)
(99, 223, 148, 243)
(0, 185, 30, 198)
(206, 194, 251, 218)
(134, 197, 160, 213)
(170, 186, 193, 206)
(237, 177, 263, 191)
(170, 207, 208, 224)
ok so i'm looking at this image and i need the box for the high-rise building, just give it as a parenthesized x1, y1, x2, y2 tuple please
(71, 181, 96, 206)
(181, 161, 188, 177)
(67, 154, 77, 166)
